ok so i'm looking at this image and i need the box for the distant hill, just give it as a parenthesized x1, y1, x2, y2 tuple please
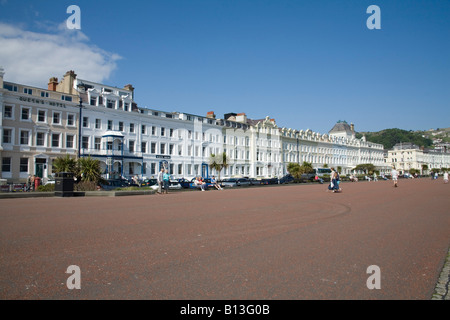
(355, 128, 434, 150)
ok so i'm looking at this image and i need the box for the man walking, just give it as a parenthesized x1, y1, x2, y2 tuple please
(391, 166, 399, 188)
(157, 168, 164, 194)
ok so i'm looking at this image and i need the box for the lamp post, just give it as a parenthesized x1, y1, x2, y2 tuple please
(76, 83, 90, 159)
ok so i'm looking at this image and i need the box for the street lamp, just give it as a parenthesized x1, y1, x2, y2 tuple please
(76, 83, 90, 159)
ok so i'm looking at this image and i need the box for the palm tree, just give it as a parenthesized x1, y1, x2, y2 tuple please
(78, 156, 101, 183)
(209, 152, 229, 180)
(52, 154, 77, 174)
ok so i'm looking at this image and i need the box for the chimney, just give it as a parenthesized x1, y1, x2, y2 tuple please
(206, 111, 216, 119)
(124, 84, 135, 100)
(48, 77, 58, 91)
(236, 113, 247, 123)
(351, 123, 355, 133)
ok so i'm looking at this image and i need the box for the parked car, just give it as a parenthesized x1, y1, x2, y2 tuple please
(260, 177, 278, 185)
(190, 178, 215, 189)
(221, 178, 239, 187)
(237, 178, 252, 186)
(141, 178, 158, 187)
(279, 174, 295, 184)
(100, 179, 130, 190)
(178, 178, 192, 189)
(248, 178, 260, 185)
(169, 180, 182, 190)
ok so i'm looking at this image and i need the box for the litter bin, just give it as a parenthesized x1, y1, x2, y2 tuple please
(54, 172, 74, 197)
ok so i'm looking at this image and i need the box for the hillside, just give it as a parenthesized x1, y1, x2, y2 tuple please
(355, 128, 434, 150)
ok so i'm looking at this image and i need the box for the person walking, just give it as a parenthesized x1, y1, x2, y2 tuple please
(443, 171, 448, 184)
(329, 167, 339, 193)
(391, 166, 399, 188)
(157, 168, 164, 194)
(163, 169, 170, 194)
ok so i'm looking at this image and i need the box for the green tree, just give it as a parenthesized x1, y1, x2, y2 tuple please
(353, 163, 376, 175)
(300, 161, 314, 174)
(78, 156, 101, 183)
(52, 154, 77, 173)
(287, 163, 301, 179)
(209, 152, 229, 180)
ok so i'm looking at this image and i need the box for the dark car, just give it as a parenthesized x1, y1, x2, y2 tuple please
(178, 178, 192, 189)
(190, 178, 214, 189)
(100, 179, 130, 190)
(249, 178, 260, 185)
(141, 178, 158, 187)
(279, 174, 295, 184)
(237, 178, 251, 186)
(260, 177, 278, 185)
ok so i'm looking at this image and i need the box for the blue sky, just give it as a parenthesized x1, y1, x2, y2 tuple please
(1, 0, 449, 134)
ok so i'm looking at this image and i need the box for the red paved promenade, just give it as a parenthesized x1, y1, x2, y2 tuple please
(0, 178, 449, 300)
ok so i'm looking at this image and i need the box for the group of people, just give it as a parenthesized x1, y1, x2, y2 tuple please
(156, 168, 171, 194)
(193, 176, 223, 191)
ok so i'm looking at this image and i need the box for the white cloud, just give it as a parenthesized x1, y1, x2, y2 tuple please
(0, 22, 121, 87)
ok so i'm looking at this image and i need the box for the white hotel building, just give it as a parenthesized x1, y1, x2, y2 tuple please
(1, 69, 388, 183)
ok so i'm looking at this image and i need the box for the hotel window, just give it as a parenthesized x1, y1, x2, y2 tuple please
(107, 141, 113, 151)
(124, 102, 129, 111)
(3, 129, 12, 144)
(141, 125, 146, 134)
(169, 128, 174, 137)
(107, 120, 113, 130)
(67, 114, 75, 126)
(3, 84, 18, 92)
(4, 105, 13, 118)
(24, 88, 33, 95)
(95, 119, 101, 129)
(21, 107, 30, 121)
(38, 110, 46, 122)
(160, 143, 166, 154)
(61, 95, 72, 102)
(151, 163, 156, 175)
(90, 97, 97, 106)
(2, 158, 11, 172)
(118, 121, 124, 131)
(129, 140, 135, 153)
(66, 135, 74, 149)
(36, 132, 45, 146)
(41, 91, 49, 98)
(129, 123, 135, 133)
(82, 136, 89, 149)
(169, 144, 174, 155)
(20, 158, 28, 173)
(178, 164, 183, 175)
(141, 142, 147, 153)
(94, 138, 101, 150)
(151, 142, 156, 154)
(51, 134, 60, 148)
(83, 117, 89, 128)
(107, 99, 114, 109)
(161, 127, 165, 136)
(20, 130, 29, 145)
(151, 126, 156, 135)
(52, 112, 61, 125)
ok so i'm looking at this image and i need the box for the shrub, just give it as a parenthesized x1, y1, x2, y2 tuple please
(74, 181, 98, 191)
(37, 184, 55, 192)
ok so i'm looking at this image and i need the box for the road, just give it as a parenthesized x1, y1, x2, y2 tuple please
(0, 178, 449, 300)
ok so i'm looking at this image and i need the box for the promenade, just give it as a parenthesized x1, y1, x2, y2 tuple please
(0, 178, 448, 300)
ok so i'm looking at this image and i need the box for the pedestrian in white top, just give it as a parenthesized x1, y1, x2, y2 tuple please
(444, 172, 449, 184)
(391, 167, 399, 188)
